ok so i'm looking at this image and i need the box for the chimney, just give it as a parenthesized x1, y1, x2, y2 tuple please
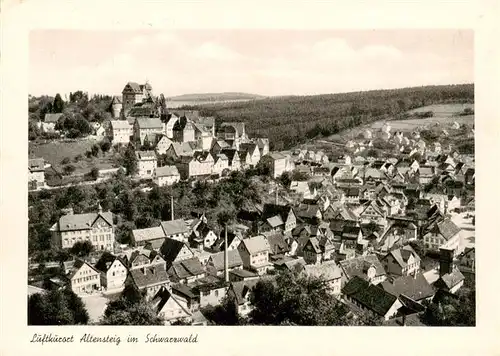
(439, 247, 454, 277)
(224, 224, 229, 283)
(98, 203, 103, 213)
(171, 196, 174, 221)
(142, 267, 147, 275)
(275, 189, 279, 205)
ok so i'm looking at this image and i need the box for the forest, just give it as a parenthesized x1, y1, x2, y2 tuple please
(182, 84, 474, 150)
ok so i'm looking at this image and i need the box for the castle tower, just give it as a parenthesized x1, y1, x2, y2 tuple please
(111, 96, 123, 119)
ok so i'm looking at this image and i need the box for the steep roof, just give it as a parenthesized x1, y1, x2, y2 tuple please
(124, 82, 143, 93)
(155, 165, 179, 177)
(160, 219, 189, 236)
(129, 264, 170, 289)
(436, 269, 465, 290)
(44, 113, 63, 123)
(339, 254, 386, 280)
(303, 260, 341, 281)
(159, 238, 191, 264)
(385, 245, 420, 268)
(342, 276, 398, 317)
(132, 226, 166, 243)
(67, 259, 100, 280)
(264, 232, 290, 255)
(381, 273, 434, 301)
(262, 204, 293, 221)
(29, 158, 45, 172)
(94, 252, 126, 273)
(168, 257, 205, 281)
(169, 142, 194, 157)
(110, 120, 131, 130)
(135, 118, 162, 129)
(58, 212, 113, 232)
(434, 219, 461, 240)
(240, 235, 270, 255)
(135, 150, 156, 160)
(208, 249, 243, 271)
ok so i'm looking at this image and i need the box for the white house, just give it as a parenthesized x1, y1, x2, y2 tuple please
(136, 150, 157, 179)
(154, 165, 180, 187)
(94, 253, 128, 291)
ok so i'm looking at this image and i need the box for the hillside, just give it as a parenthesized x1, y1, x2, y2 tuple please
(184, 84, 474, 151)
(168, 92, 266, 102)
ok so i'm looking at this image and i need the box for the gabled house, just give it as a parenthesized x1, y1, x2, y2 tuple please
(159, 238, 196, 266)
(302, 235, 335, 265)
(260, 152, 294, 178)
(212, 229, 244, 252)
(153, 287, 191, 324)
(172, 115, 196, 143)
(165, 142, 194, 160)
(153, 165, 180, 186)
(131, 226, 166, 248)
(295, 204, 323, 224)
(41, 113, 63, 132)
(261, 204, 297, 233)
(240, 143, 261, 167)
(133, 118, 163, 145)
(417, 166, 436, 185)
(94, 252, 128, 291)
(381, 245, 421, 277)
(289, 181, 317, 199)
(339, 254, 387, 286)
(124, 248, 166, 270)
(358, 200, 387, 227)
(342, 276, 402, 321)
(220, 149, 241, 171)
(135, 150, 157, 179)
(212, 154, 229, 176)
(423, 218, 462, 256)
(167, 257, 206, 284)
(380, 273, 434, 303)
(177, 151, 214, 179)
(237, 235, 272, 275)
(127, 264, 170, 300)
(66, 259, 101, 294)
(155, 135, 173, 155)
(189, 221, 218, 251)
(341, 225, 363, 249)
(160, 219, 190, 242)
(28, 158, 45, 190)
(227, 279, 261, 316)
(206, 249, 244, 276)
(108, 120, 132, 144)
(302, 260, 342, 295)
(50, 206, 115, 252)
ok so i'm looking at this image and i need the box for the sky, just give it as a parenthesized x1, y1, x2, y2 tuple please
(29, 29, 473, 98)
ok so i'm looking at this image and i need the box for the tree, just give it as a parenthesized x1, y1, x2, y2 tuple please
(201, 295, 242, 325)
(248, 270, 350, 325)
(90, 167, 100, 181)
(99, 139, 112, 154)
(420, 288, 475, 326)
(91, 144, 100, 157)
(70, 240, 94, 257)
(28, 289, 89, 325)
(122, 144, 138, 176)
(100, 282, 163, 325)
(52, 93, 65, 113)
(63, 164, 76, 175)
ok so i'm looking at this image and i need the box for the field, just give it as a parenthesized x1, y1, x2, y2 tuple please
(323, 103, 475, 143)
(408, 103, 474, 116)
(29, 139, 100, 165)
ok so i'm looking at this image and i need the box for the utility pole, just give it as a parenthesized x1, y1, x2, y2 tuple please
(171, 196, 174, 221)
(224, 224, 229, 283)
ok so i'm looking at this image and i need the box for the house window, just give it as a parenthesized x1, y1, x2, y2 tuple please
(215, 290, 219, 297)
